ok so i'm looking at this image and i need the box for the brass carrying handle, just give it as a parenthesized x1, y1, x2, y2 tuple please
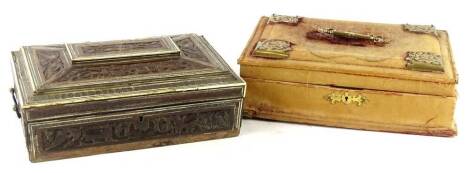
(306, 26, 388, 47)
(318, 28, 385, 43)
(10, 88, 21, 119)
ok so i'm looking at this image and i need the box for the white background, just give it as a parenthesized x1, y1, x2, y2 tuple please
(0, 0, 468, 172)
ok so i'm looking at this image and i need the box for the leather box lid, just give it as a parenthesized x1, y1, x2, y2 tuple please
(238, 15, 457, 97)
(12, 34, 245, 110)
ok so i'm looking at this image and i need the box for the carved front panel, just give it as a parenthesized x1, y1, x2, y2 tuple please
(33, 104, 236, 153)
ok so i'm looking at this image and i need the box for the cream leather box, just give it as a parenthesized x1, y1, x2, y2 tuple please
(238, 14, 458, 137)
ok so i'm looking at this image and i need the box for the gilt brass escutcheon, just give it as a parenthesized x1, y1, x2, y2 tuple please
(326, 92, 367, 106)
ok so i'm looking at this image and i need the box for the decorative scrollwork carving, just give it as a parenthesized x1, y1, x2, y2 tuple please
(79, 41, 164, 56)
(36, 49, 66, 80)
(174, 37, 209, 63)
(38, 108, 234, 152)
(55, 36, 211, 82)
(55, 58, 206, 82)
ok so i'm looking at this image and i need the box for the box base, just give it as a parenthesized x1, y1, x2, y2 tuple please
(242, 77, 457, 137)
(27, 99, 243, 162)
(31, 129, 239, 162)
(244, 110, 456, 137)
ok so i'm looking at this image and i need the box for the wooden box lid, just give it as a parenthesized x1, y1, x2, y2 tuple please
(11, 34, 244, 119)
(238, 15, 457, 97)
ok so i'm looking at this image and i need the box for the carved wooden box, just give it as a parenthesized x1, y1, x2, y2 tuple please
(10, 34, 245, 162)
(239, 14, 458, 137)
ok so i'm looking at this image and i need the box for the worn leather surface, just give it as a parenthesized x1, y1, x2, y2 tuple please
(238, 16, 457, 136)
(239, 17, 457, 96)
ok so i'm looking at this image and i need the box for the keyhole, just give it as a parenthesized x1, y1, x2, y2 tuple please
(344, 96, 349, 101)
(139, 116, 144, 123)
